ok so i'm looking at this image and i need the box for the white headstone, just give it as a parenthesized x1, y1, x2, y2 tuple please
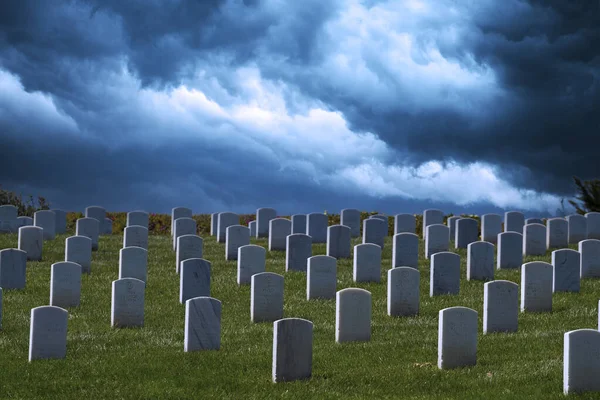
(504, 211, 525, 233)
(362, 218, 386, 250)
(51, 209, 67, 234)
(423, 209, 444, 240)
(547, 217, 568, 249)
(552, 249, 580, 293)
(291, 214, 307, 235)
(18, 226, 43, 261)
(0, 205, 18, 233)
(256, 207, 277, 238)
(392, 233, 419, 269)
(341, 209, 361, 237)
(249, 221, 256, 237)
(437, 306, 478, 369)
(269, 218, 291, 251)
(171, 207, 192, 236)
(455, 218, 479, 249)
(497, 232, 523, 270)
(336, 288, 371, 343)
(50, 261, 82, 308)
(237, 245, 266, 285)
(564, 329, 600, 394)
(217, 212, 239, 243)
(272, 318, 313, 383)
(523, 223, 547, 256)
(394, 213, 416, 235)
(34, 209, 57, 240)
(173, 217, 197, 251)
(306, 255, 337, 300)
(123, 225, 148, 250)
(353, 243, 381, 283)
(483, 280, 518, 333)
(226, 225, 250, 260)
(28, 306, 68, 361)
(285, 234, 312, 272)
(481, 214, 502, 244)
(85, 206, 106, 225)
(521, 261, 553, 312)
(111, 278, 145, 327)
(76, 218, 99, 251)
(0, 248, 27, 289)
(180, 258, 211, 304)
(467, 241, 495, 281)
(567, 214, 587, 244)
(579, 239, 600, 278)
(387, 267, 419, 317)
(447, 216, 462, 243)
(425, 224, 449, 259)
(127, 211, 149, 228)
(526, 218, 544, 225)
(327, 225, 351, 259)
(430, 252, 460, 296)
(184, 296, 221, 351)
(251, 272, 284, 323)
(176, 234, 203, 274)
(16, 216, 33, 228)
(210, 212, 218, 236)
(119, 246, 148, 283)
(306, 213, 328, 244)
(586, 212, 600, 240)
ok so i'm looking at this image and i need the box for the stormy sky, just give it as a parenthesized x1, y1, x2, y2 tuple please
(1, 0, 598, 216)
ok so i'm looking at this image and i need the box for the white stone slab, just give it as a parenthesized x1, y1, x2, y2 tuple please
(353, 243, 381, 283)
(291, 214, 307, 235)
(425, 224, 449, 259)
(127, 211, 149, 228)
(249, 221, 256, 237)
(423, 209, 444, 240)
(523, 223, 547, 256)
(437, 306, 478, 369)
(392, 233, 419, 269)
(504, 211, 524, 233)
(547, 217, 568, 249)
(226, 225, 250, 260)
(111, 278, 145, 327)
(18, 226, 43, 261)
(497, 232, 523, 270)
(430, 252, 460, 296)
(286, 234, 312, 272)
(217, 212, 239, 243)
(306, 213, 328, 244)
(327, 225, 351, 259)
(447, 216, 462, 243)
(580, 239, 600, 278)
(567, 214, 587, 244)
(341, 209, 360, 237)
(176, 234, 203, 274)
(123, 225, 148, 250)
(552, 249, 580, 293)
(0, 248, 27, 289)
(335, 288, 371, 343)
(394, 214, 416, 235)
(184, 296, 221, 352)
(0, 205, 18, 233)
(171, 207, 192, 236)
(467, 241, 495, 281)
(307, 255, 337, 300)
(173, 217, 197, 251)
(251, 272, 284, 323)
(28, 305, 68, 361)
(520, 261, 553, 312)
(16, 216, 33, 228)
(564, 329, 600, 394)
(586, 212, 600, 240)
(481, 214, 502, 244)
(483, 280, 518, 333)
(51, 209, 67, 234)
(387, 267, 419, 317)
(362, 218, 386, 250)
(76, 218, 99, 251)
(50, 261, 82, 308)
(210, 212, 218, 236)
(269, 218, 291, 251)
(119, 246, 148, 283)
(256, 207, 277, 238)
(455, 218, 479, 249)
(237, 245, 266, 285)
(180, 258, 211, 304)
(272, 318, 313, 383)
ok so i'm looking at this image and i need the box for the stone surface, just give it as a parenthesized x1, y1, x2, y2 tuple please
(567, 214, 587, 244)
(437, 307, 478, 369)
(111, 278, 145, 327)
(184, 296, 221, 352)
(523, 223, 547, 256)
(447, 216, 462, 243)
(34, 210, 56, 241)
(226, 225, 250, 260)
(552, 249, 580, 293)
(362, 218, 386, 250)
(425, 224, 449, 259)
(171, 207, 192, 236)
(176, 235, 203, 274)
(580, 239, 600, 278)
(504, 211, 525, 233)
(526, 218, 544, 225)
(481, 214, 502, 244)
(272, 318, 313, 383)
(455, 218, 479, 249)
(249, 221, 256, 237)
(306, 213, 328, 243)
(85, 206, 106, 225)
(119, 246, 148, 283)
(217, 212, 239, 243)
(586, 212, 600, 240)
(269, 218, 291, 251)
(353, 243, 381, 283)
(327, 225, 351, 259)
(127, 211, 149, 228)
(430, 252, 460, 296)
(173, 217, 197, 251)
(497, 232, 523, 270)
(52, 209, 67, 234)
(336, 288, 371, 343)
(16, 216, 33, 228)
(256, 207, 277, 238)
(210, 213, 218, 236)
(546, 218, 568, 249)
(341, 209, 361, 237)
(286, 234, 312, 272)
(394, 214, 416, 235)
(50, 261, 82, 308)
(521, 261, 553, 312)
(251, 272, 284, 322)
(563, 329, 600, 394)
(28, 306, 68, 361)
(291, 214, 307, 235)
(123, 225, 148, 250)
(180, 258, 211, 304)
(423, 209, 444, 240)
(76, 218, 99, 251)
(483, 280, 518, 333)
(467, 241, 495, 281)
(306, 255, 337, 300)
(0, 248, 27, 289)
(0, 205, 18, 233)
(237, 245, 266, 285)
(18, 226, 43, 261)
(387, 267, 419, 317)
(392, 233, 419, 269)
(370, 214, 388, 222)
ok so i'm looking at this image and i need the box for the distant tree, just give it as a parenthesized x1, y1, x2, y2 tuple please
(568, 176, 600, 215)
(0, 185, 51, 217)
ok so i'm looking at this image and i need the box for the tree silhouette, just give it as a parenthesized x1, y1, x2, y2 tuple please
(568, 176, 600, 215)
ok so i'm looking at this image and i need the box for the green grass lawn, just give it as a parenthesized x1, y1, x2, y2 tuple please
(0, 228, 598, 399)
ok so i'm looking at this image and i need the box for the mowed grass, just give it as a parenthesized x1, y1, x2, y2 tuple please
(0, 229, 599, 399)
